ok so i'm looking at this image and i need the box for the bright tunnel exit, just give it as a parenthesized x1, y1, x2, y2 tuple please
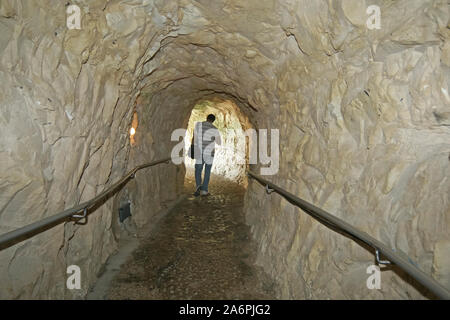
(184, 98, 253, 185)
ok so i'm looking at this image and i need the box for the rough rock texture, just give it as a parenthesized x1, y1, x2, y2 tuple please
(0, 0, 448, 299)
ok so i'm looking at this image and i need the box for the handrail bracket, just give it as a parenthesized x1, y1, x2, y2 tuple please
(375, 248, 392, 265)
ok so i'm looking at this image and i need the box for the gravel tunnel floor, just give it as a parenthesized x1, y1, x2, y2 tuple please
(106, 175, 276, 299)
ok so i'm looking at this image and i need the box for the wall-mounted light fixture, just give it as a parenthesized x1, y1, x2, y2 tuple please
(130, 111, 138, 146)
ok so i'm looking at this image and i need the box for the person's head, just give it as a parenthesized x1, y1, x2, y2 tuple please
(206, 114, 216, 123)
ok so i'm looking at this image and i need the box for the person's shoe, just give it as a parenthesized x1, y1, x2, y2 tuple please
(200, 190, 209, 196)
(193, 186, 201, 197)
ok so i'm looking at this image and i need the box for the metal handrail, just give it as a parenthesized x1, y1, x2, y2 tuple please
(247, 170, 450, 300)
(0, 157, 172, 251)
(1, 159, 447, 299)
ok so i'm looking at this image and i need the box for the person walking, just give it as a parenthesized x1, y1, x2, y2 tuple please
(192, 114, 221, 196)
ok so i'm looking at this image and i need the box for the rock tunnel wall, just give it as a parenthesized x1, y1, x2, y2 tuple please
(0, 0, 448, 299)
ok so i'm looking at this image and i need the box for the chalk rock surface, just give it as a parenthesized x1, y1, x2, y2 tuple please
(0, 0, 448, 299)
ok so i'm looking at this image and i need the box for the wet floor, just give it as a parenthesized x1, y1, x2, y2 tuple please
(106, 175, 276, 299)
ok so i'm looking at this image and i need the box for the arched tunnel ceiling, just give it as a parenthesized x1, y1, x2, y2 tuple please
(132, 1, 286, 127)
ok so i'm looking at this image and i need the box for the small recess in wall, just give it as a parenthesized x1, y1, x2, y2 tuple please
(119, 201, 131, 223)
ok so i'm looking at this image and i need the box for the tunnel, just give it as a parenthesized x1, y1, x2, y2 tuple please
(0, 0, 449, 300)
